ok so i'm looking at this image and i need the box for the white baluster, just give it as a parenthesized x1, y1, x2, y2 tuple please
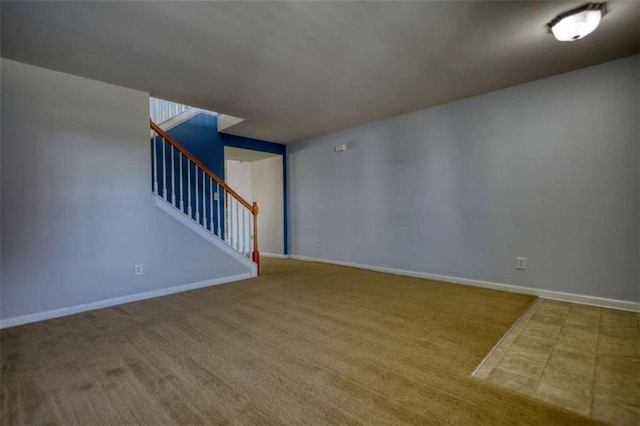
(246, 209, 250, 257)
(171, 145, 176, 205)
(245, 208, 249, 256)
(245, 207, 249, 256)
(233, 198, 240, 250)
(195, 168, 200, 223)
(179, 152, 184, 212)
(152, 132, 158, 194)
(202, 172, 206, 226)
(201, 173, 206, 227)
(235, 199, 240, 251)
(230, 199, 234, 248)
(239, 205, 244, 254)
(228, 194, 232, 244)
(216, 186, 221, 237)
(209, 178, 214, 233)
(244, 209, 249, 256)
(187, 159, 192, 217)
(224, 192, 233, 246)
(249, 209, 254, 258)
(162, 138, 167, 199)
(229, 195, 233, 246)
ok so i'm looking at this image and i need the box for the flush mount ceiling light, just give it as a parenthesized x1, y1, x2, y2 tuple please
(547, 3, 607, 42)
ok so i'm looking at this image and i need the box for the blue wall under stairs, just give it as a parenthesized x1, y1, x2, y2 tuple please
(152, 113, 288, 253)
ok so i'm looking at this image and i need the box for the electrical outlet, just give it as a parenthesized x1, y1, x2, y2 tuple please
(314, 239, 320, 248)
(516, 257, 526, 270)
(134, 264, 144, 276)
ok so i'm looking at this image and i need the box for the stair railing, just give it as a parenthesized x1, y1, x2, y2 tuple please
(150, 120, 260, 274)
(150, 97, 192, 124)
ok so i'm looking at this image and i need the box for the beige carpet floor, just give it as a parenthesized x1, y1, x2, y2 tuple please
(1, 258, 606, 425)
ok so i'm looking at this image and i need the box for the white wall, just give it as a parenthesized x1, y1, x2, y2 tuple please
(288, 55, 639, 303)
(225, 159, 253, 252)
(1, 59, 250, 322)
(226, 160, 253, 201)
(252, 156, 284, 255)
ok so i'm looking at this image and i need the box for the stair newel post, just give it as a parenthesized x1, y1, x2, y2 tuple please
(252, 202, 260, 275)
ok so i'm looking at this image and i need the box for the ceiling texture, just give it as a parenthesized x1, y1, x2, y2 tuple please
(2, 1, 638, 144)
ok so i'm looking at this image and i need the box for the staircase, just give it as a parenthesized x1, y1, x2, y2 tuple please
(149, 100, 260, 275)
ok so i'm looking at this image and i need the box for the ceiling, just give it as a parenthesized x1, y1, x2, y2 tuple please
(2, 1, 638, 144)
(225, 147, 280, 163)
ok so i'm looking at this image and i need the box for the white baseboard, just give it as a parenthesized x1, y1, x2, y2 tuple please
(289, 255, 640, 313)
(153, 194, 257, 276)
(261, 252, 290, 259)
(0, 273, 251, 329)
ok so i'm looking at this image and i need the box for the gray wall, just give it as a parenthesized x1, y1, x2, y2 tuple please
(1, 59, 249, 320)
(288, 55, 639, 302)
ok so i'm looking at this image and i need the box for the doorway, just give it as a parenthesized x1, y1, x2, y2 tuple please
(225, 147, 285, 257)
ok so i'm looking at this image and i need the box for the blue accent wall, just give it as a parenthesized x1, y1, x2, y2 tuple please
(168, 114, 224, 177)
(153, 113, 224, 237)
(152, 113, 288, 254)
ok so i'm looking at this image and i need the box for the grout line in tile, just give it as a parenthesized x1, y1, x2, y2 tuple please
(532, 301, 566, 396)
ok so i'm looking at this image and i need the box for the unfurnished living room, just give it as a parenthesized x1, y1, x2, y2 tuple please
(1, 1, 639, 425)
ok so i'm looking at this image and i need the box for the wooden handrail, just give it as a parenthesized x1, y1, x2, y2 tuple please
(150, 119, 260, 274)
(150, 120, 255, 213)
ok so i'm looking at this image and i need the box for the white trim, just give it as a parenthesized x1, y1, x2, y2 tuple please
(153, 194, 258, 277)
(217, 114, 245, 132)
(261, 252, 289, 259)
(289, 255, 640, 313)
(0, 273, 251, 329)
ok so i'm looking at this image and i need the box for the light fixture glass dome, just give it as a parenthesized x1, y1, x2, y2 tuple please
(548, 4, 606, 42)
(551, 9, 602, 41)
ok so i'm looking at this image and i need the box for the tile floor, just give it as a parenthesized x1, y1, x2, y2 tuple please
(474, 299, 639, 426)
